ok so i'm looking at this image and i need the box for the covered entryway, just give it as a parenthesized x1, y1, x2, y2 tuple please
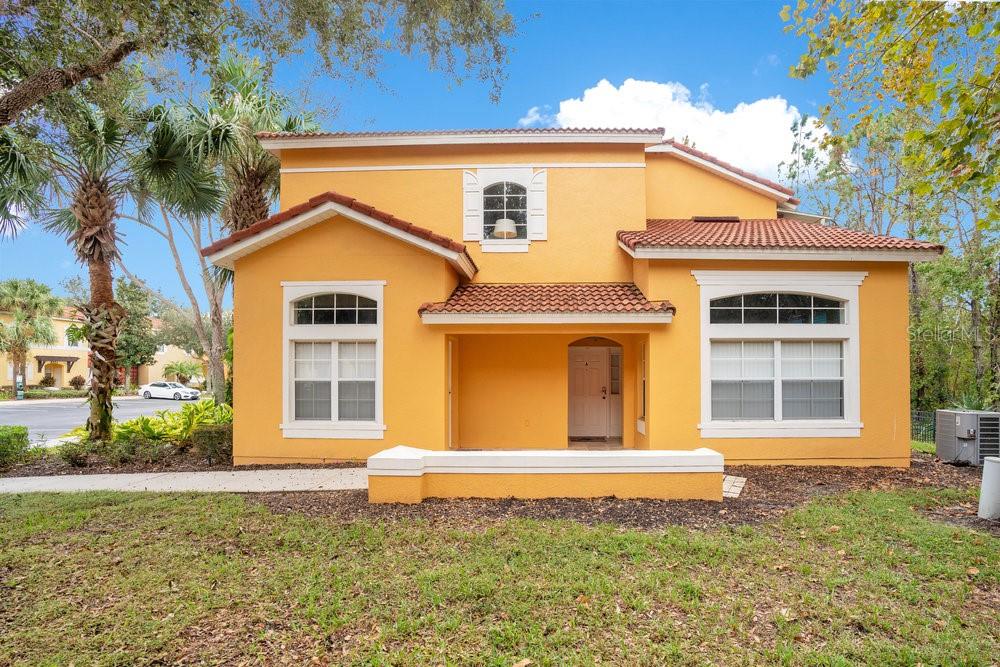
(568, 337, 623, 447)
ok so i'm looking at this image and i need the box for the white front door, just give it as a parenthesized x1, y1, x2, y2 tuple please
(569, 346, 608, 438)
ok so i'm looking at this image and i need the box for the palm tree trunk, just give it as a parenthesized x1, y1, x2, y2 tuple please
(84, 255, 124, 440)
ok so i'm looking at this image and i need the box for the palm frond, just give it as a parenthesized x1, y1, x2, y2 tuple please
(40, 207, 80, 239)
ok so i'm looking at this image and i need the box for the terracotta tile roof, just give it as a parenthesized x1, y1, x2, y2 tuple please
(201, 191, 474, 267)
(257, 127, 664, 139)
(655, 139, 797, 201)
(618, 218, 944, 253)
(419, 283, 674, 315)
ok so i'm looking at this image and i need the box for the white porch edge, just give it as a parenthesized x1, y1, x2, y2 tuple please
(280, 162, 647, 174)
(367, 445, 724, 477)
(261, 130, 664, 151)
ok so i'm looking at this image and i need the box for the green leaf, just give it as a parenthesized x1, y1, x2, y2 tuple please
(779, 5, 791, 22)
(968, 22, 984, 38)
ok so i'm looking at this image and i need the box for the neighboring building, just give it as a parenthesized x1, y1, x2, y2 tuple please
(1, 307, 89, 388)
(1, 308, 204, 389)
(202, 128, 941, 467)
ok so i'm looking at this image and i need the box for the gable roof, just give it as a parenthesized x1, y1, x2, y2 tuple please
(201, 191, 477, 279)
(646, 139, 799, 205)
(618, 218, 943, 262)
(256, 128, 665, 150)
(419, 283, 674, 324)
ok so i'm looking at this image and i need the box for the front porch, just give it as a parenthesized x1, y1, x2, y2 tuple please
(367, 445, 724, 503)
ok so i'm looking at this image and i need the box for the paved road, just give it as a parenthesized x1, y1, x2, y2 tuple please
(0, 397, 188, 442)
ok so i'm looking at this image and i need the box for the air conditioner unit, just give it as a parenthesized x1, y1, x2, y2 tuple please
(935, 409, 1000, 465)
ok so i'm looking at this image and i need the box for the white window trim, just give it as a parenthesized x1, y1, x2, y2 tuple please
(466, 167, 546, 252)
(281, 281, 386, 439)
(693, 270, 866, 439)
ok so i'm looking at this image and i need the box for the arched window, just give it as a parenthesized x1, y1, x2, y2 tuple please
(283, 282, 385, 438)
(483, 181, 527, 240)
(709, 293, 845, 324)
(294, 293, 377, 325)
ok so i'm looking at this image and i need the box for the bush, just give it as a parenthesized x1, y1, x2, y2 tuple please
(22, 389, 88, 400)
(58, 439, 90, 467)
(0, 425, 30, 469)
(191, 424, 233, 464)
(38, 374, 56, 388)
(101, 436, 172, 466)
(69, 375, 86, 390)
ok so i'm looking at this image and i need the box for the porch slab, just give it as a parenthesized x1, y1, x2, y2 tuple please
(367, 446, 724, 503)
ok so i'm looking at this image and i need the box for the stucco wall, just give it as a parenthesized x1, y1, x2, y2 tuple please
(639, 259, 911, 466)
(231, 214, 457, 464)
(644, 155, 779, 219)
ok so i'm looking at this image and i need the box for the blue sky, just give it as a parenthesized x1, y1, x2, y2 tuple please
(0, 0, 830, 307)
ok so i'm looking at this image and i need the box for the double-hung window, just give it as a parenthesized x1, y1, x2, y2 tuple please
(694, 272, 865, 438)
(282, 281, 385, 439)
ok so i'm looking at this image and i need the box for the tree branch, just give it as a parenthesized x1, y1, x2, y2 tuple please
(0, 37, 143, 126)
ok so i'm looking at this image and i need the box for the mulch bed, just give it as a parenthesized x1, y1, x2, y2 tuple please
(0, 451, 364, 478)
(249, 453, 991, 531)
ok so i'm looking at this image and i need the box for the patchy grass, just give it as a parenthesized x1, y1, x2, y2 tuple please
(912, 440, 936, 455)
(1, 489, 997, 665)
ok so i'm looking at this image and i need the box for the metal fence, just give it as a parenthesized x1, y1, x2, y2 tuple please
(912, 410, 936, 443)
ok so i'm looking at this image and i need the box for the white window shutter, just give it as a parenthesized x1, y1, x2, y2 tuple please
(462, 170, 482, 241)
(527, 169, 547, 240)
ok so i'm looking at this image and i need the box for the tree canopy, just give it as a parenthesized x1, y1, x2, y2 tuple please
(782, 0, 1000, 226)
(0, 0, 516, 127)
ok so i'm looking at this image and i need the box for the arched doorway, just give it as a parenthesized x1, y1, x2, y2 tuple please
(568, 337, 623, 447)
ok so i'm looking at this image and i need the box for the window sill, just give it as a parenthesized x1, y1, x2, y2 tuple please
(280, 422, 387, 440)
(480, 239, 530, 253)
(698, 420, 862, 439)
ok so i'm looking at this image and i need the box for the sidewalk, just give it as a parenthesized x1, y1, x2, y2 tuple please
(1, 395, 141, 406)
(0, 468, 368, 494)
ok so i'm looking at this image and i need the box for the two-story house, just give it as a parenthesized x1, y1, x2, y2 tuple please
(202, 128, 941, 473)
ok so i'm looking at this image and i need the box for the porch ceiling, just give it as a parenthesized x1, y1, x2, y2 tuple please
(419, 283, 674, 324)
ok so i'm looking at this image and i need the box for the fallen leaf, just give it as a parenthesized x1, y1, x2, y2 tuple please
(512, 660, 533, 667)
(826, 525, 841, 534)
(967, 567, 980, 576)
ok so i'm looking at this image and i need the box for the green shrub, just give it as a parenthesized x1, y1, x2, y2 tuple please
(191, 424, 233, 464)
(22, 389, 88, 399)
(101, 436, 172, 466)
(0, 425, 30, 469)
(58, 439, 91, 467)
(38, 374, 56, 388)
(69, 375, 86, 390)
(155, 399, 233, 449)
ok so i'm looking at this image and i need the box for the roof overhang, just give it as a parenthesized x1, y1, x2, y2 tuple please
(421, 311, 673, 325)
(205, 201, 477, 280)
(260, 130, 665, 152)
(646, 143, 795, 205)
(619, 240, 942, 263)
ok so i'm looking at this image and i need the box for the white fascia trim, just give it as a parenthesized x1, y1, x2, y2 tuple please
(692, 270, 868, 287)
(261, 132, 664, 151)
(646, 144, 794, 202)
(367, 445, 724, 476)
(280, 423, 387, 440)
(280, 162, 646, 173)
(421, 311, 673, 325)
(206, 201, 477, 279)
(699, 421, 863, 439)
(621, 242, 941, 263)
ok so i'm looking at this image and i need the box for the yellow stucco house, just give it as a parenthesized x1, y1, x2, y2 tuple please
(202, 128, 941, 494)
(1, 307, 204, 390)
(1, 307, 90, 388)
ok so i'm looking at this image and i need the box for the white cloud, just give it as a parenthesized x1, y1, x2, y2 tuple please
(518, 78, 824, 180)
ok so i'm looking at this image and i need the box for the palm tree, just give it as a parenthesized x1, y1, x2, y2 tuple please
(189, 55, 317, 234)
(163, 360, 202, 385)
(43, 101, 141, 439)
(0, 279, 62, 391)
(0, 128, 48, 238)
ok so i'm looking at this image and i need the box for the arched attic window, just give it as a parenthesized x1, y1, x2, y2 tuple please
(294, 293, 378, 325)
(709, 293, 845, 324)
(483, 181, 527, 240)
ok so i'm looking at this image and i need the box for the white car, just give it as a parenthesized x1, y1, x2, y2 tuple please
(139, 382, 201, 401)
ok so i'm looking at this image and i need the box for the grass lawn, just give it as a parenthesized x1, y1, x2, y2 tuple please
(911, 440, 936, 455)
(1, 489, 997, 665)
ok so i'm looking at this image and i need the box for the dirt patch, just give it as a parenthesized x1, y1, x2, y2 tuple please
(0, 450, 364, 478)
(249, 453, 983, 530)
(920, 501, 1000, 537)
